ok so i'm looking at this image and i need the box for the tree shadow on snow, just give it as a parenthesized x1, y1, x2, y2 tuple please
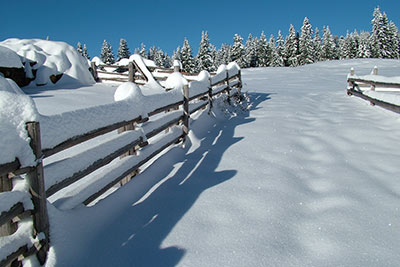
(67, 93, 272, 267)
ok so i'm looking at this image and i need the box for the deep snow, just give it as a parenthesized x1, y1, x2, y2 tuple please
(29, 58, 400, 267)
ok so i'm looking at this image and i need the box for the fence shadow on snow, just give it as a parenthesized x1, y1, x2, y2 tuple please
(64, 92, 272, 266)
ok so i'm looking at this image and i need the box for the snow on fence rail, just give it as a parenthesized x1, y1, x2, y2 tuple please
(0, 58, 242, 266)
(347, 66, 400, 114)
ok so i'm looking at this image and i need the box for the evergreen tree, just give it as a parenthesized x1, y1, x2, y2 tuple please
(216, 44, 232, 66)
(82, 44, 89, 59)
(244, 34, 258, 67)
(181, 38, 196, 73)
(357, 31, 372, 58)
(388, 21, 400, 58)
(197, 31, 215, 72)
(313, 27, 322, 62)
(284, 24, 299, 66)
(299, 17, 314, 65)
(269, 35, 283, 67)
(172, 46, 181, 61)
(231, 34, 245, 67)
(257, 31, 269, 67)
(370, 7, 391, 58)
(100, 40, 115, 64)
(77, 42, 83, 56)
(147, 46, 157, 61)
(117, 38, 130, 61)
(321, 26, 336, 60)
(139, 43, 147, 58)
(276, 30, 286, 64)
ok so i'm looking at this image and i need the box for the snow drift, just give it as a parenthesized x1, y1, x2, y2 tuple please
(0, 38, 95, 87)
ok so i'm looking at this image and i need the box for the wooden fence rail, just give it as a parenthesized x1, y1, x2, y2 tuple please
(347, 67, 400, 114)
(0, 58, 242, 266)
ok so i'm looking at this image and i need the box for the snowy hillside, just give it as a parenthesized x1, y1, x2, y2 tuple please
(27, 58, 400, 267)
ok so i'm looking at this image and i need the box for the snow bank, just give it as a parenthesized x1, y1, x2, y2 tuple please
(91, 56, 104, 66)
(0, 45, 23, 68)
(0, 76, 38, 166)
(0, 39, 95, 87)
(189, 70, 211, 97)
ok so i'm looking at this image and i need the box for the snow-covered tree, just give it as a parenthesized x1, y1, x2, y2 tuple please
(139, 43, 147, 58)
(153, 48, 171, 68)
(231, 34, 245, 67)
(215, 44, 232, 66)
(117, 38, 130, 61)
(181, 38, 196, 73)
(276, 30, 286, 64)
(357, 31, 372, 58)
(100, 40, 115, 65)
(77, 42, 83, 56)
(244, 34, 258, 67)
(147, 46, 157, 61)
(299, 17, 314, 65)
(269, 35, 283, 67)
(197, 31, 215, 72)
(257, 31, 269, 67)
(82, 44, 89, 59)
(388, 21, 400, 58)
(313, 27, 322, 62)
(284, 24, 299, 66)
(172, 46, 181, 61)
(321, 26, 336, 61)
(370, 7, 391, 58)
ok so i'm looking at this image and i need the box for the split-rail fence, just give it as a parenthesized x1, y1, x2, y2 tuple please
(0, 58, 242, 266)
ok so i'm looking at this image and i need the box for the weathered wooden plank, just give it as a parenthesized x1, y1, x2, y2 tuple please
(25, 122, 49, 265)
(45, 136, 143, 197)
(347, 88, 400, 114)
(145, 116, 183, 140)
(0, 245, 28, 267)
(0, 202, 25, 228)
(189, 91, 209, 102)
(211, 85, 229, 97)
(183, 85, 189, 138)
(190, 101, 208, 115)
(0, 159, 20, 177)
(0, 174, 18, 237)
(82, 134, 184, 205)
(348, 78, 400, 89)
(148, 101, 183, 117)
(42, 116, 143, 158)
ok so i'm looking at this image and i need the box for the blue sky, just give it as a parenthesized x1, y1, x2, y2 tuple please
(1, 0, 399, 58)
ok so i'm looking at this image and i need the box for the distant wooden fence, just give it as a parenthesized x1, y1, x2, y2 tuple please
(0, 58, 242, 266)
(347, 67, 400, 114)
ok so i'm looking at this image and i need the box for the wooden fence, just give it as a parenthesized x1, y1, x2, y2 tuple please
(0, 59, 242, 266)
(347, 67, 400, 114)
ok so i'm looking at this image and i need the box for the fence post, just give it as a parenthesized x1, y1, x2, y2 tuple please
(208, 77, 213, 113)
(238, 69, 242, 96)
(128, 62, 135, 83)
(90, 62, 98, 82)
(226, 70, 231, 104)
(182, 84, 190, 141)
(371, 66, 378, 91)
(0, 174, 18, 237)
(26, 122, 50, 265)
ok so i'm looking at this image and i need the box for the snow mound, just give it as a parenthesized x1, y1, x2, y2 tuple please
(0, 45, 23, 68)
(0, 38, 95, 87)
(91, 56, 104, 66)
(0, 76, 38, 166)
(114, 82, 143, 101)
(164, 72, 188, 92)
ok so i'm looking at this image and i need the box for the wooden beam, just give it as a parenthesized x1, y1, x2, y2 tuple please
(347, 88, 400, 114)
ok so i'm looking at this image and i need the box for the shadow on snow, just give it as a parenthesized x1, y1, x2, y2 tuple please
(62, 93, 271, 266)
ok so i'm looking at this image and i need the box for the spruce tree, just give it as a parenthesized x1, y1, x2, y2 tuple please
(197, 31, 215, 72)
(181, 38, 196, 73)
(82, 44, 89, 59)
(313, 27, 322, 62)
(244, 34, 258, 67)
(276, 30, 286, 64)
(388, 21, 400, 58)
(77, 42, 83, 56)
(231, 34, 245, 67)
(299, 17, 314, 65)
(284, 24, 299, 66)
(321, 26, 336, 60)
(173, 46, 181, 61)
(117, 38, 130, 61)
(257, 31, 269, 67)
(269, 35, 283, 67)
(357, 31, 372, 58)
(139, 43, 147, 58)
(100, 40, 114, 64)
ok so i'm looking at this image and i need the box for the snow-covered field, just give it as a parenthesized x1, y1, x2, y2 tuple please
(23, 59, 400, 266)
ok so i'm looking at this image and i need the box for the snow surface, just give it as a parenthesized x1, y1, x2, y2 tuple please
(0, 45, 23, 68)
(29, 58, 400, 267)
(0, 39, 95, 87)
(0, 76, 38, 166)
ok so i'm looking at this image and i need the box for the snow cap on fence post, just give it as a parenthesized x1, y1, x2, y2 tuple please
(174, 60, 182, 73)
(372, 66, 378, 75)
(350, 67, 355, 76)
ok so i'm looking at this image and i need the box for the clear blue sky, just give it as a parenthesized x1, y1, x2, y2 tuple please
(1, 0, 399, 58)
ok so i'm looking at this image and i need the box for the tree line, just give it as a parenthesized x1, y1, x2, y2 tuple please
(78, 7, 399, 72)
